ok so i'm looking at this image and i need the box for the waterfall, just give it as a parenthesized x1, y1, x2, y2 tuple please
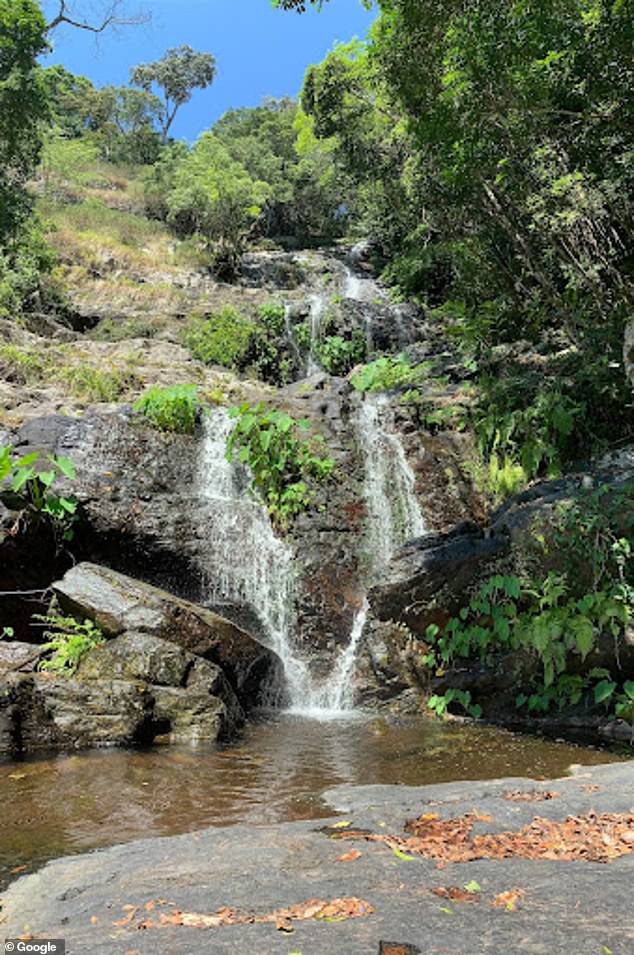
(288, 600, 370, 718)
(306, 291, 327, 374)
(357, 395, 427, 581)
(197, 410, 366, 718)
(342, 259, 384, 353)
(197, 410, 312, 704)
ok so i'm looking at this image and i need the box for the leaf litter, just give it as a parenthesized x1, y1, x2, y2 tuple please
(112, 897, 374, 932)
(335, 810, 634, 865)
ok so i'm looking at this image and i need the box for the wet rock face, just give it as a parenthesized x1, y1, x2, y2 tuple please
(370, 522, 508, 637)
(240, 252, 306, 289)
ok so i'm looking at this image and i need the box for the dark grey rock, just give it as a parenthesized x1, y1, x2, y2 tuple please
(53, 563, 282, 709)
(0, 631, 246, 757)
(2, 762, 632, 954)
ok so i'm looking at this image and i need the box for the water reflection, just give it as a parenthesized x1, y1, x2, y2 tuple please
(0, 713, 624, 886)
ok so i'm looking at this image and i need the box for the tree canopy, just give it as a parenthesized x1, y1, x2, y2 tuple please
(131, 45, 216, 142)
(0, 0, 49, 242)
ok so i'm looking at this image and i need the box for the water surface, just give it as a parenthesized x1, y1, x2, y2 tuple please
(0, 713, 625, 888)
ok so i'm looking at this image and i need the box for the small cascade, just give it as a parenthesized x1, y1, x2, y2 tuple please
(289, 600, 370, 719)
(342, 258, 384, 352)
(197, 409, 367, 718)
(197, 410, 312, 704)
(283, 303, 303, 371)
(357, 394, 426, 581)
(306, 291, 328, 374)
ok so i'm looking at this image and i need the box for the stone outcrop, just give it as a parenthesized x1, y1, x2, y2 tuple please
(0, 563, 284, 757)
(52, 563, 282, 708)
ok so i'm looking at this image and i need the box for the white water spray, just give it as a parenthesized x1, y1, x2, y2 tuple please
(357, 395, 427, 581)
(197, 410, 312, 704)
(306, 291, 328, 374)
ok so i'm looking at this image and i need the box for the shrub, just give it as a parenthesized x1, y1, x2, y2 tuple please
(316, 332, 367, 376)
(473, 381, 585, 481)
(134, 384, 201, 434)
(184, 306, 256, 368)
(226, 402, 334, 526)
(257, 300, 286, 334)
(34, 613, 104, 674)
(351, 355, 430, 393)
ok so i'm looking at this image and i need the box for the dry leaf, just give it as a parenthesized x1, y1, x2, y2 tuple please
(431, 886, 479, 903)
(503, 790, 560, 803)
(340, 811, 634, 866)
(492, 888, 524, 911)
(90, 916, 99, 925)
(118, 897, 374, 932)
(337, 849, 362, 863)
(112, 906, 138, 928)
(10, 865, 28, 875)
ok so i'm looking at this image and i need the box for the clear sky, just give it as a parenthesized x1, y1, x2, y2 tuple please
(42, 0, 376, 142)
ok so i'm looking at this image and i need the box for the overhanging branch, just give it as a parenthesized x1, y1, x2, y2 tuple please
(46, 0, 150, 35)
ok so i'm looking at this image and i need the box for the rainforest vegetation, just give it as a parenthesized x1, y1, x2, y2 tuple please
(1, 0, 634, 728)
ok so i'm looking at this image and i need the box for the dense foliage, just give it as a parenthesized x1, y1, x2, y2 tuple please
(425, 482, 634, 719)
(298, 0, 634, 463)
(226, 402, 335, 526)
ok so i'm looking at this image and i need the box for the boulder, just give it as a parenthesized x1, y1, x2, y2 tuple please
(370, 522, 508, 635)
(0, 631, 245, 757)
(52, 563, 282, 709)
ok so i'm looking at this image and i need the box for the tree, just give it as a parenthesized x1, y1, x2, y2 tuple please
(0, 0, 49, 243)
(131, 45, 216, 142)
(41, 65, 95, 138)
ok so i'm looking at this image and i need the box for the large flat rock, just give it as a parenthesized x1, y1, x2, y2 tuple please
(53, 562, 283, 708)
(1, 762, 632, 954)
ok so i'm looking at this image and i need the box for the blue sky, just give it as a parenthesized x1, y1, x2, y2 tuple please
(42, 0, 376, 142)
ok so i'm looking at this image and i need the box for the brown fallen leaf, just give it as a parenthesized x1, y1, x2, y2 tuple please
(90, 916, 99, 925)
(431, 886, 479, 903)
(492, 888, 524, 911)
(503, 790, 560, 803)
(276, 917, 294, 933)
(10, 865, 28, 875)
(379, 944, 422, 955)
(337, 849, 362, 863)
(113, 905, 139, 928)
(120, 897, 374, 931)
(341, 811, 634, 866)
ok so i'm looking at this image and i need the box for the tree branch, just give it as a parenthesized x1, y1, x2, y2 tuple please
(46, 0, 149, 35)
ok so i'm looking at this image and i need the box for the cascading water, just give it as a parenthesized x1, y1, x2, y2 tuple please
(306, 291, 328, 374)
(197, 410, 312, 705)
(357, 394, 427, 581)
(283, 303, 303, 370)
(197, 409, 367, 718)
